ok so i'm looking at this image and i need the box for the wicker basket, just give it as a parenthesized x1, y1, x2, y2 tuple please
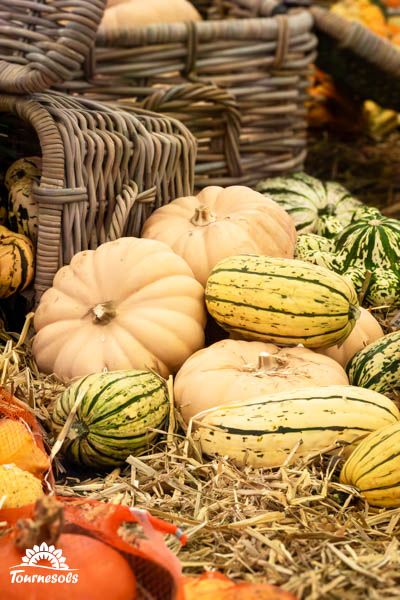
(0, 0, 107, 94)
(57, 2, 316, 187)
(311, 6, 400, 111)
(0, 92, 196, 300)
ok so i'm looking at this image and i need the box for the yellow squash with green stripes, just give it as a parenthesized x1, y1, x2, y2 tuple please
(341, 422, 400, 507)
(205, 255, 360, 348)
(194, 386, 400, 468)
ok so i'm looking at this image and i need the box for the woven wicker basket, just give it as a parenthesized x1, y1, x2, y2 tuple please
(311, 6, 400, 111)
(0, 0, 107, 94)
(57, 1, 316, 187)
(0, 93, 196, 300)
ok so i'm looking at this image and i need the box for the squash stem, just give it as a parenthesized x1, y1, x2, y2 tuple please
(91, 301, 116, 325)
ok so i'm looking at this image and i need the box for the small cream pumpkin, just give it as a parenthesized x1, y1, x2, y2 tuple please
(33, 237, 206, 381)
(316, 307, 384, 368)
(174, 339, 349, 423)
(142, 185, 297, 286)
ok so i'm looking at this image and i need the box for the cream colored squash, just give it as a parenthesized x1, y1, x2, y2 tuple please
(142, 185, 297, 286)
(316, 307, 384, 368)
(101, 0, 202, 30)
(174, 339, 349, 423)
(33, 237, 206, 381)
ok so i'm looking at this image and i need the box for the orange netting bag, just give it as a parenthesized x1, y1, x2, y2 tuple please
(0, 496, 185, 600)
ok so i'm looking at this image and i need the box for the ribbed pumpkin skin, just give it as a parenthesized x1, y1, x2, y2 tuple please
(205, 255, 360, 348)
(347, 331, 400, 393)
(335, 212, 400, 273)
(0, 225, 34, 298)
(52, 370, 169, 468)
(195, 385, 400, 468)
(340, 422, 400, 507)
(256, 173, 361, 234)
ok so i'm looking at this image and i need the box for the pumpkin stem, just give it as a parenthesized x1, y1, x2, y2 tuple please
(190, 205, 217, 226)
(15, 496, 64, 551)
(258, 352, 283, 371)
(91, 301, 116, 325)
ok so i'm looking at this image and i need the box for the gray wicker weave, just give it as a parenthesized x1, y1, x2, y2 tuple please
(57, 4, 316, 187)
(0, 92, 196, 299)
(0, 0, 107, 94)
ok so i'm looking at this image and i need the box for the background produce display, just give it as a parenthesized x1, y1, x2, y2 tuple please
(0, 1, 399, 599)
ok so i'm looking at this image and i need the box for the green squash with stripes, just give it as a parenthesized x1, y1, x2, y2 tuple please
(256, 173, 362, 236)
(205, 254, 360, 348)
(335, 212, 400, 274)
(194, 385, 400, 468)
(295, 233, 334, 259)
(52, 370, 169, 468)
(347, 331, 400, 394)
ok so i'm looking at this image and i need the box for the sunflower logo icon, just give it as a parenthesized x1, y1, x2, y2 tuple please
(19, 542, 70, 570)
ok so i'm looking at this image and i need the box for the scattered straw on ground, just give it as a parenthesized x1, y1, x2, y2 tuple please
(0, 307, 399, 599)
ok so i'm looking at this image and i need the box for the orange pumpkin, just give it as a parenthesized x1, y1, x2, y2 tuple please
(174, 339, 348, 423)
(183, 572, 297, 600)
(0, 533, 136, 600)
(142, 186, 297, 286)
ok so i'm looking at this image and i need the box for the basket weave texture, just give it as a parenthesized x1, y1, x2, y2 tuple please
(56, 3, 316, 187)
(0, 92, 196, 299)
(0, 0, 107, 94)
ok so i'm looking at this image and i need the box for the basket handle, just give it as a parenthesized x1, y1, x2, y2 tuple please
(141, 81, 242, 179)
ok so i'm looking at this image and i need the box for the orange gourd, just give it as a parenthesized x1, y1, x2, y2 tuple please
(0, 419, 50, 478)
(0, 533, 136, 600)
(183, 572, 297, 600)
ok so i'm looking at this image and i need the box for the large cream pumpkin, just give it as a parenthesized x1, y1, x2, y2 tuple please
(174, 339, 349, 423)
(33, 238, 206, 381)
(141, 186, 297, 286)
(316, 307, 384, 368)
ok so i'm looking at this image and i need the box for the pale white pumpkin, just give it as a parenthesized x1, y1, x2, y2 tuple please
(33, 237, 206, 381)
(142, 185, 297, 286)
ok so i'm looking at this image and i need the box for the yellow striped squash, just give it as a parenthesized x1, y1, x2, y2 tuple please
(341, 422, 400, 507)
(205, 255, 360, 348)
(194, 385, 399, 468)
(0, 225, 34, 298)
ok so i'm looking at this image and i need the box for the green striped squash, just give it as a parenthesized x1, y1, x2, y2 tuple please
(256, 173, 361, 235)
(295, 233, 334, 259)
(52, 370, 169, 468)
(194, 385, 400, 468)
(347, 331, 400, 394)
(340, 422, 400, 507)
(364, 268, 400, 308)
(335, 212, 400, 274)
(205, 255, 360, 348)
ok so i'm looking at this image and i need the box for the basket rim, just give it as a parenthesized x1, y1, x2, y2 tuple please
(96, 9, 313, 46)
(311, 5, 400, 77)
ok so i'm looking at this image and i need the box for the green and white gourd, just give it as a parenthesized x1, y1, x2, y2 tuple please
(256, 172, 362, 237)
(52, 370, 169, 469)
(347, 332, 400, 394)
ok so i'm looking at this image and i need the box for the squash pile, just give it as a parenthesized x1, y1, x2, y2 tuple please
(24, 179, 399, 514)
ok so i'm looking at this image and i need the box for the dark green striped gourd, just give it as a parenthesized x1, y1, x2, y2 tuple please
(205, 254, 360, 348)
(52, 370, 169, 468)
(340, 421, 400, 507)
(195, 385, 400, 468)
(347, 331, 400, 394)
(335, 210, 400, 274)
(256, 172, 361, 236)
